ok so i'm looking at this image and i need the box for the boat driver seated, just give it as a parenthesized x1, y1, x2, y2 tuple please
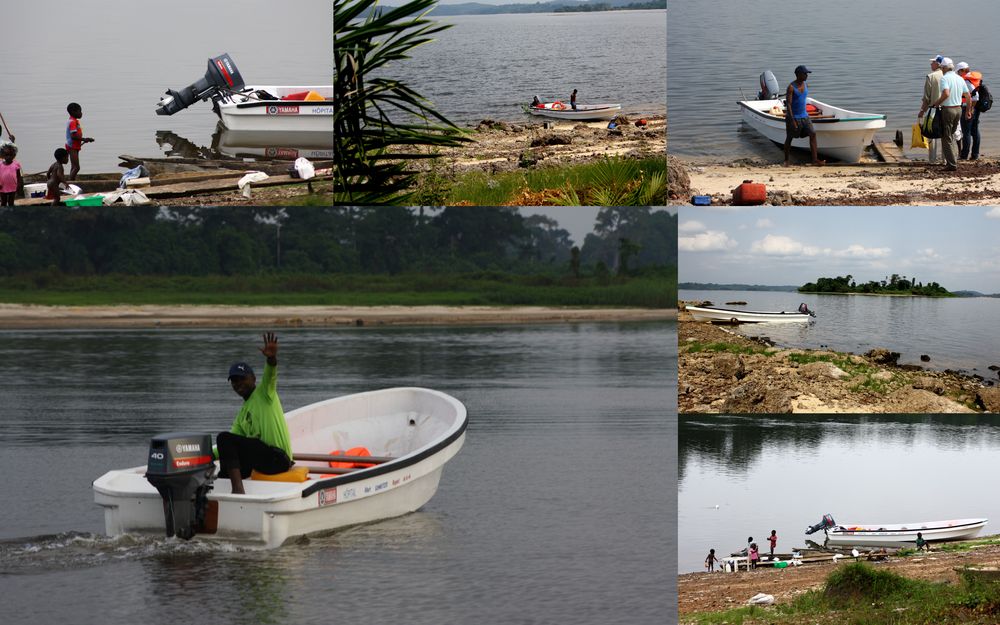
(217, 332, 294, 494)
(531, 95, 542, 108)
(798, 302, 812, 314)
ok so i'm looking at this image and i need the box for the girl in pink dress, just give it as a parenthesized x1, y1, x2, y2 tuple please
(0, 144, 23, 206)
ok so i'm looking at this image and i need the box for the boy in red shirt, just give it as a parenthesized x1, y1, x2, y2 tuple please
(65, 102, 94, 180)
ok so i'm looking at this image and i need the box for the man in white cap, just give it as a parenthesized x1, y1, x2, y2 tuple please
(956, 61, 981, 160)
(929, 57, 971, 171)
(919, 54, 945, 163)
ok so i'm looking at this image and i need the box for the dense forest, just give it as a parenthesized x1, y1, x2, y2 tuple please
(798, 274, 952, 297)
(0, 207, 674, 277)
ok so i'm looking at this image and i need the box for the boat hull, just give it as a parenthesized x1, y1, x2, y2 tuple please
(527, 103, 622, 121)
(738, 97, 886, 163)
(825, 518, 988, 546)
(686, 305, 812, 324)
(217, 85, 333, 133)
(93, 387, 467, 548)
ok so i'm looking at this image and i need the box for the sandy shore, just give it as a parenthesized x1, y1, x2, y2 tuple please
(0, 304, 676, 329)
(424, 114, 666, 175)
(679, 537, 1000, 619)
(678, 306, 1000, 413)
(672, 156, 1000, 205)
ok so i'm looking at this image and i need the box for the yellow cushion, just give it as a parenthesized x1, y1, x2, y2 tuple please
(304, 90, 326, 101)
(250, 466, 309, 482)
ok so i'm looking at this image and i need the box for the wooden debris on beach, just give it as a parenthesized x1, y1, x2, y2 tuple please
(871, 140, 907, 164)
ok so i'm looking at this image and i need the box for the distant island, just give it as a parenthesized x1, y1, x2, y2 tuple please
(798, 274, 953, 297)
(389, 0, 666, 16)
(679, 282, 799, 292)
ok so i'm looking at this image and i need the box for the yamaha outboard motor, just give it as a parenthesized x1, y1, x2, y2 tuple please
(757, 70, 780, 100)
(805, 513, 836, 535)
(155, 54, 245, 116)
(145, 432, 216, 539)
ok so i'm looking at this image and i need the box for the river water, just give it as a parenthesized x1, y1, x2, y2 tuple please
(4, 0, 332, 174)
(385, 10, 667, 125)
(0, 322, 675, 624)
(679, 415, 1000, 574)
(680, 289, 1000, 375)
(667, 0, 1000, 160)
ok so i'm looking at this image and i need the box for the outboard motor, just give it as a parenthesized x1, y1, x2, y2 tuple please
(805, 513, 836, 535)
(155, 54, 245, 116)
(145, 432, 216, 539)
(757, 70, 780, 100)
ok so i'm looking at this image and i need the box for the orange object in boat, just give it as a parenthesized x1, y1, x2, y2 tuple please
(282, 90, 310, 101)
(250, 466, 309, 482)
(805, 103, 820, 114)
(304, 90, 325, 101)
(551, 101, 566, 110)
(328, 447, 375, 469)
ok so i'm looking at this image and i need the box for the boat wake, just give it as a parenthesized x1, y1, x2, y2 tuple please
(0, 531, 248, 575)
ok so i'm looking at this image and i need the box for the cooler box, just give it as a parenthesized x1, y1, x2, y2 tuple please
(733, 181, 766, 206)
(23, 183, 47, 199)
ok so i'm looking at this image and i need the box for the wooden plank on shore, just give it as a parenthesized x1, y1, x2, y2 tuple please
(872, 140, 906, 163)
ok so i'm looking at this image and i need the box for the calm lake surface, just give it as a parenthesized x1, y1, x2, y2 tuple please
(387, 11, 667, 125)
(0, 323, 675, 624)
(679, 415, 1000, 573)
(668, 0, 1000, 160)
(680, 289, 1000, 375)
(5, 1, 332, 174)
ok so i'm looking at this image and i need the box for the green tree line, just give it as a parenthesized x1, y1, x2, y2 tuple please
(799, 273, 951, 297)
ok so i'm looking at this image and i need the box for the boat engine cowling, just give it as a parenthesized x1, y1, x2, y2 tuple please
(758, 70, 779, 100)
(805, 513, 836, 535)
(155, 53, 246, 116)
(145, 432, 216, 540)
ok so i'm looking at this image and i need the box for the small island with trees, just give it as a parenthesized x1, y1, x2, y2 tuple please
(798, 274, 953, 297)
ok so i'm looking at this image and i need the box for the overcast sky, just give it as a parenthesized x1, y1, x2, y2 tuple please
(522, 207, 674, 247)
(679, 206, 1000, 292)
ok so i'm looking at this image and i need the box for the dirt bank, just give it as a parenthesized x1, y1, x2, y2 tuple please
(0, 304, 676, 329)
(672, 157, 1000, 205)
(423, 114, 666, 175)
(678, 307, 1000, 413)
(679, 539, 1000, 618)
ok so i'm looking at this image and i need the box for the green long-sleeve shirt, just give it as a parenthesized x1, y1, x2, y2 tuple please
(228, 363, 293, 459)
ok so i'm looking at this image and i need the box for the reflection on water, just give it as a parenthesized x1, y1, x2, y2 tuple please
(155, 125, 332, 164)
(678, 415, 1000, 573)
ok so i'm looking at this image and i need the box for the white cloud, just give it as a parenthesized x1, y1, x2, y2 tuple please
(917, 248, 940, 259)
(750, 234, 822, 256)
(678, 220, 706, 232)
(679, 230, 738, 252)
(832, 244, 891, 259)
(755, 218, 774, 228)
(986, 207, 1000, 219)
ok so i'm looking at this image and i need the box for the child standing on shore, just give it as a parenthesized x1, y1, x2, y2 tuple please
(705, 548, 720, 572)
(46, 148, 69, 206)
(65, 102, 94, 180)
(768, 529, 778, 556)
(0, 144, 23, 206)
(748, 542, 760, 569)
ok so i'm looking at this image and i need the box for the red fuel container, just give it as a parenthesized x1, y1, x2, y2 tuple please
(732, 180, 766, 205)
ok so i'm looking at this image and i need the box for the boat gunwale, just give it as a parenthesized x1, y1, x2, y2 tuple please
(831, 518, 988, 534)
(737, 99, 887, 124)
(686, 305, 811, 317)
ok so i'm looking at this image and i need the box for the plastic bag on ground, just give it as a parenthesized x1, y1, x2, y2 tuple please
(118, 165, 150, 189)
(747, 593, 774, 605)
(293, 157, 315, 180)
(911, 123, 928, 149)
(238, 171, 269, 198)
(102, 189, 151, 206)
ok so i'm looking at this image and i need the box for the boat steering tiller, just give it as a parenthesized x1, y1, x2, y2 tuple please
(145, 432, 216, 539)
(155, 53, 246, 116)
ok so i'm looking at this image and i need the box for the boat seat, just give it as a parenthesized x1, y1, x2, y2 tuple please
(250, 465, 309, 482)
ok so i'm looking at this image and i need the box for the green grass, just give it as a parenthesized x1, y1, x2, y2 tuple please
(0, 272, 675, 308)
(783, 352, 911, 395)
(684, 563, 1000, 625)
(442, 156, 666, 205)
(683, 341, 769, 356)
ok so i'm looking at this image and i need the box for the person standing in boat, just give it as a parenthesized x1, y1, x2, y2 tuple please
(956, 62, 982, 161)
(64, 102, 94, 181)
(783, 65, 825, 167)
(928, 58, 971, 172)
(217, 332, 294, 495)
(570, 89, 578, 111)
(919, 55, 945, 164)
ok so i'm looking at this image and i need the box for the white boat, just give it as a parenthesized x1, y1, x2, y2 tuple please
(738, 96, 886, 163)
(685, 305, 814, 324)
(527, 102, 622, 121)
(93, 387, 467, 548)
(823, 519, 988, 546)
(215, 86, 333, 132)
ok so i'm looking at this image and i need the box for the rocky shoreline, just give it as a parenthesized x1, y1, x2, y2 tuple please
(678, 305, 1000, 413)
(668, 156, 1000, 206)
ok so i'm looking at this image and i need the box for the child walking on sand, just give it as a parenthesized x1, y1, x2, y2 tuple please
(705, 548, 720, 572)
(65, 102, 94, 180)
(0, 144, 23, 206)
(46, 148, 69, 206)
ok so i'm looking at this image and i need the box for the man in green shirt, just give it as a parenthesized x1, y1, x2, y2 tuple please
(217, 332, 293, 494)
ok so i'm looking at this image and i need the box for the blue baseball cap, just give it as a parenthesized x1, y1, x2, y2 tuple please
(930, 54, 945, 64)
(228, 362, 254, 379)
(794, 65, 811, 75)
